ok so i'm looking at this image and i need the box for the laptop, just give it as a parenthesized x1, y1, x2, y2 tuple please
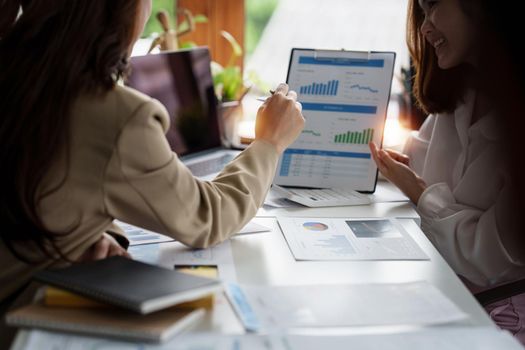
(126, 48, 239, 179)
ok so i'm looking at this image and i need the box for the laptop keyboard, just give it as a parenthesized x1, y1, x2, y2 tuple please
(186, 154, 236, 177)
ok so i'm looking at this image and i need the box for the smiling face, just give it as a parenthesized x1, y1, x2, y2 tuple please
(418, 0, 479, 69)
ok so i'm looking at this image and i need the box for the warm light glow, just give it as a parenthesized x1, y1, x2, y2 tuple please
(237, 94, 261, 142)
(383, 117, 412, 150)
(238, 119, 256, 141)
(382, 99, 412, 150)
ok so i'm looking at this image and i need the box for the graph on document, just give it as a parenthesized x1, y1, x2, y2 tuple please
(278, 107, 378, 186)
(275, 50, 394, 188)
(295, 77, 381, 104)
(291, 57, 386, 105)
(349, 84, 378, 93)
(333, 128, 374, 145)
(299, 80, 339, 96)
(302, 129, 322, 137)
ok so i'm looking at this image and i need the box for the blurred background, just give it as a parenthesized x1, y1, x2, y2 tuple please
(138, 0, 422, 149)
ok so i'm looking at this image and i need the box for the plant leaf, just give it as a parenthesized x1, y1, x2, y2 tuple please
(210, 61, 225, 78)
(180, 41, 197, 49)
(221, 30, 242, 58)
(221, 66, 242, 101)
(193, 15, 208, 23)
(177, 20, 189, 33)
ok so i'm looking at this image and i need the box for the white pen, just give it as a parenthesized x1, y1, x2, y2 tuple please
(256, 90, 275, 102)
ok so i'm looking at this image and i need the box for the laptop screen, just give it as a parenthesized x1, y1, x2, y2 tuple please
(125, 48, 221, 157)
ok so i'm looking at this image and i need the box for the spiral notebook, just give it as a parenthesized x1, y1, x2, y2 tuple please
(33, 256, 223, 314)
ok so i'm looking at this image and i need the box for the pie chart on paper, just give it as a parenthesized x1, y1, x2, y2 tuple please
(302, 222, 329, 231)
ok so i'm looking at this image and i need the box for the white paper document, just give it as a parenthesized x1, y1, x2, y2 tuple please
(284, 328, 523, 350)
(117, 220, 268, 245)
(235, 221, 271, 236)
(226, 281, 467, 331)
(369, 182, 409, 203)
(116, 220, 175, 246)
(272, 185, 371, 207)
(14, 330, 274, 350)
(16, 327, 523, 350)
(278, 217, 428, 261)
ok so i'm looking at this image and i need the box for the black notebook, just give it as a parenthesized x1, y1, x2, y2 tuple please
(34, 256, 222, 314)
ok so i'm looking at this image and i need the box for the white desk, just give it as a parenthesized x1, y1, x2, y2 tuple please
(233, 217, 492, 326)
(10, 184, 494, 349)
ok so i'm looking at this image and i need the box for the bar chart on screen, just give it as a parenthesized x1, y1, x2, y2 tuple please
(333, 128, 374, 145)
(275, 49, 395, 190)
(299, 79, 340, 96)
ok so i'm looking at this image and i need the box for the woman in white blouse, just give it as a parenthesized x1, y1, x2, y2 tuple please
(370, 0, 525, 342)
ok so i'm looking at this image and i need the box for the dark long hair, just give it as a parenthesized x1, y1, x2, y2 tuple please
(0, 0, 140, 262)
(406, 0, 483, 114)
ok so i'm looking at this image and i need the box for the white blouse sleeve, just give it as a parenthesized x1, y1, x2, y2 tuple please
(417, 176, 524, 287)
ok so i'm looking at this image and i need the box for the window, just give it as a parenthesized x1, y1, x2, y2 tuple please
(245, 0, 409, 95)
(242, 0, 412, 147)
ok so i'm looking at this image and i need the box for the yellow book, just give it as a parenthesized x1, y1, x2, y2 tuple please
(45, 286, 106, 308)
(173, 266, 218, 309)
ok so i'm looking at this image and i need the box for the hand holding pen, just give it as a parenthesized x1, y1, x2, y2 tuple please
(254, 83, 304, 154)
(256, 90, 275, 102)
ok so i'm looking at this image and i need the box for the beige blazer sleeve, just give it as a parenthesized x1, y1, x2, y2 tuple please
(103, 99, 279, 248)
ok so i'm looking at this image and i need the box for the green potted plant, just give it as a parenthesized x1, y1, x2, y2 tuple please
(211, 31, 251, 147)
(148, 10, 250, 147)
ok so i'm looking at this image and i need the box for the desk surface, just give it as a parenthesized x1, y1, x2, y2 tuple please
(11, 186, 494, 348)
(144, 217, 492, 334)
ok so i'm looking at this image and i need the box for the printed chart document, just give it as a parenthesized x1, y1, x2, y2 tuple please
(226, 281, 466, 331)
(274, 49, 395, 191)
(14, 327, 524, 350)
(278, 217, 428, 261)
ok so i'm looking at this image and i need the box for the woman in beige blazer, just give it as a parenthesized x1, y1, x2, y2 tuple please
(369, 0, 525, 343)
(0, 0, 304, 343)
